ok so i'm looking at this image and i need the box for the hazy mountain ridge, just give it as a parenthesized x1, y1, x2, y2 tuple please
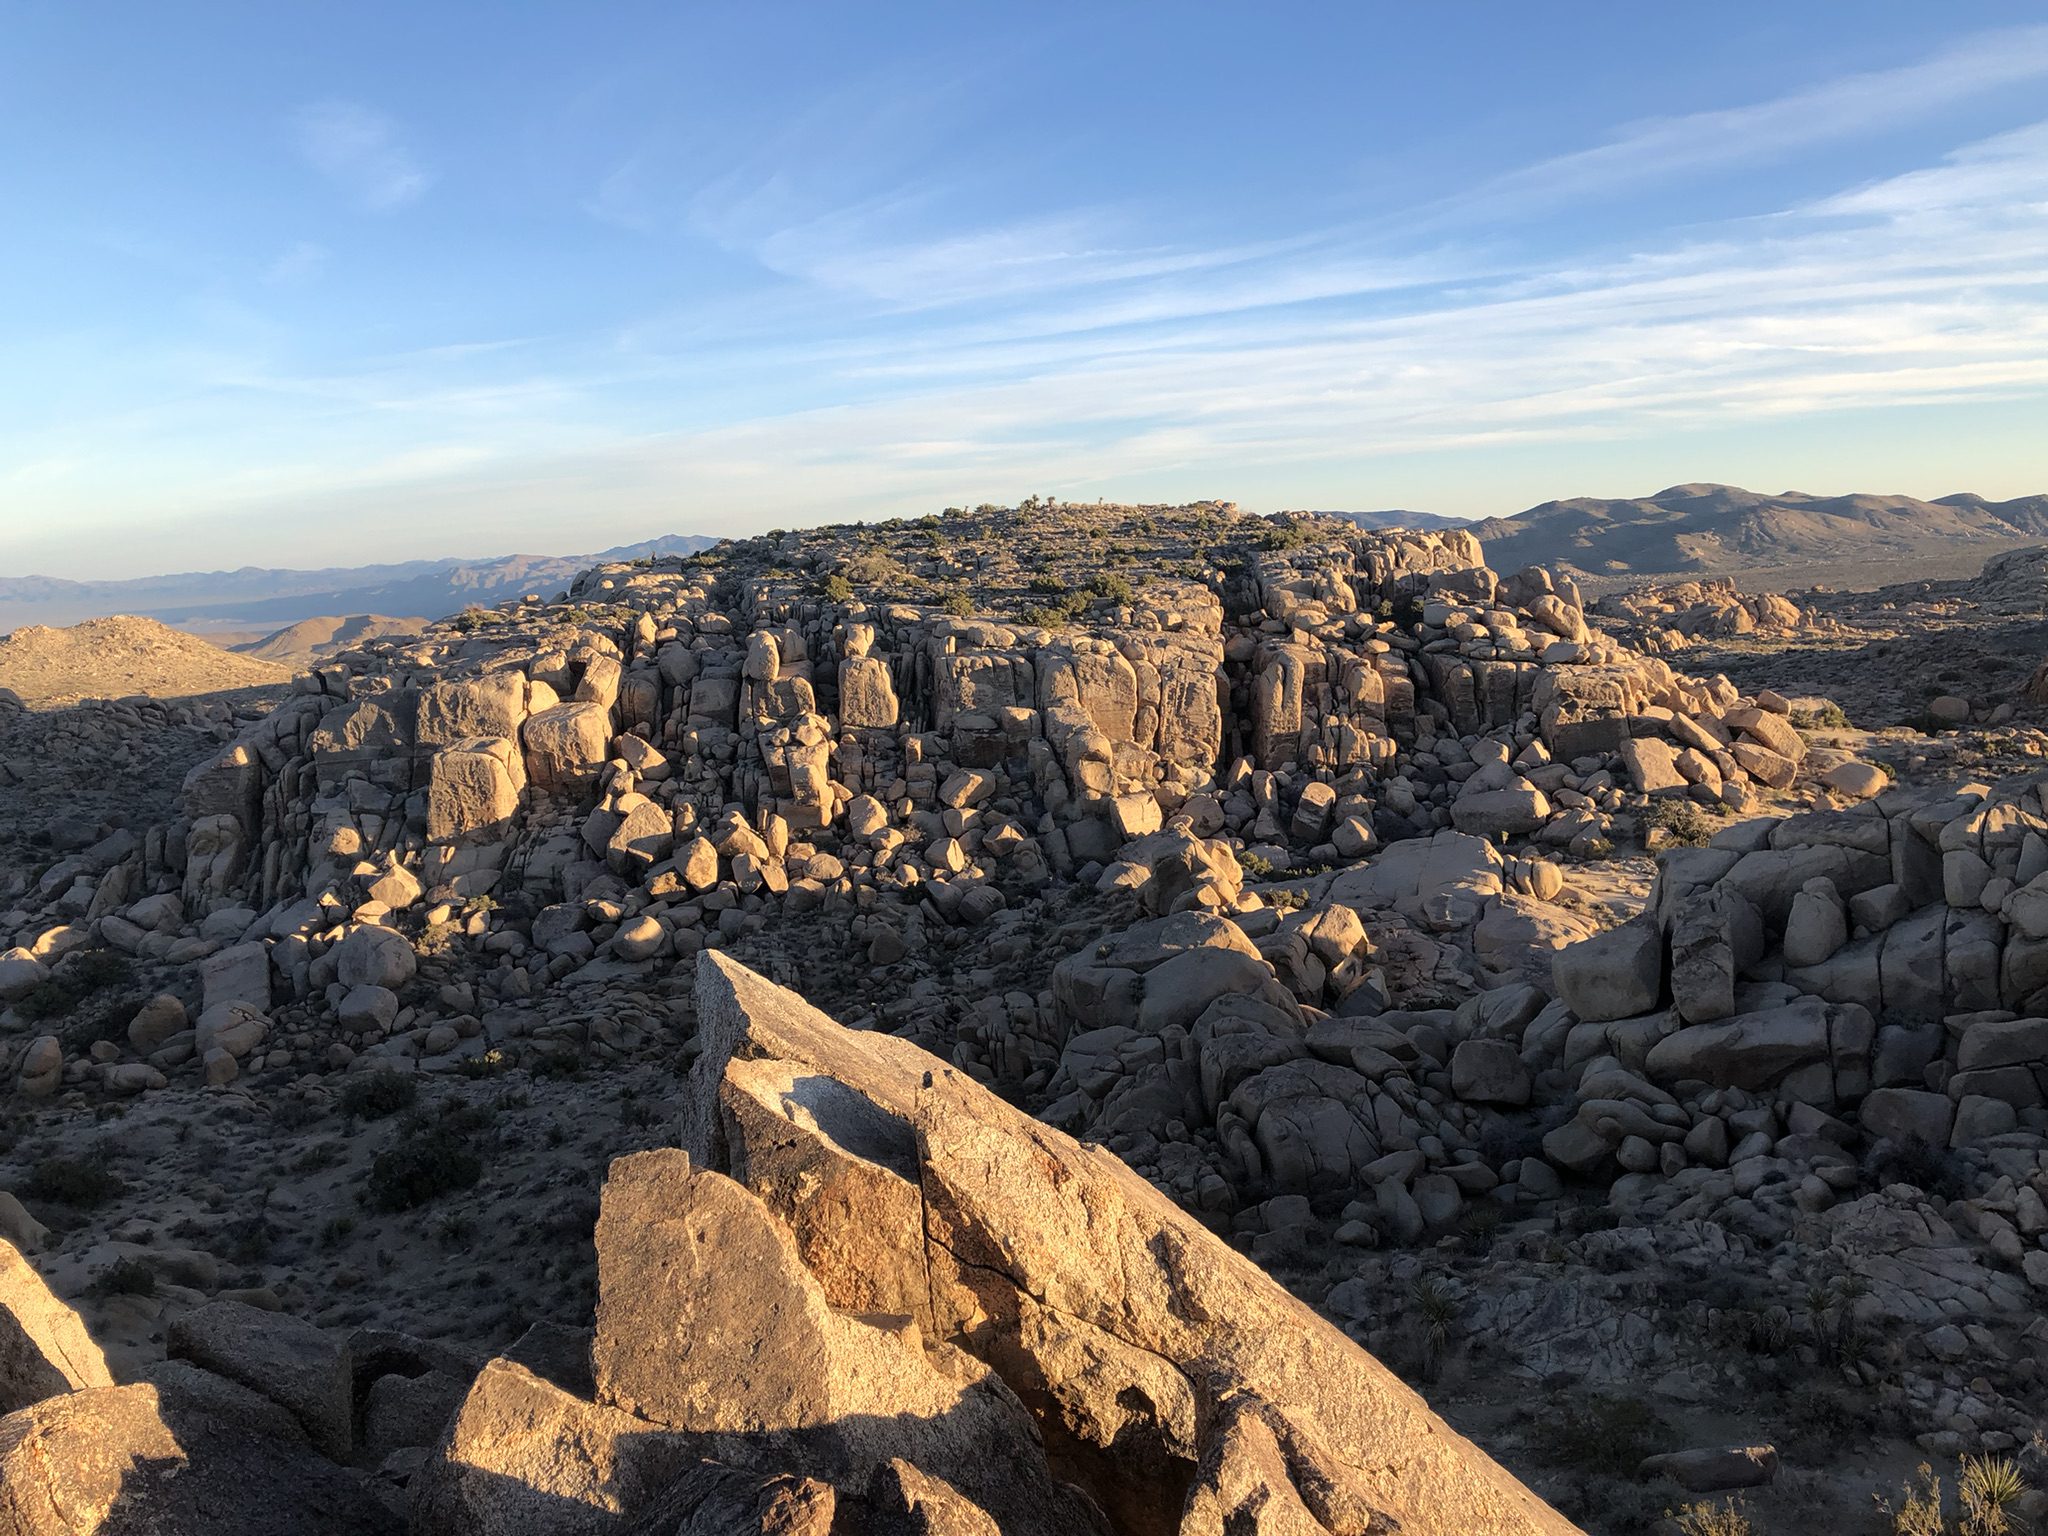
(0, 534, 722, 632)
(1311, 508, 1471, 533)
(1468, 483, 2048, 583)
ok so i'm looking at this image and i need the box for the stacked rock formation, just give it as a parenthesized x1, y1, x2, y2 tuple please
(2, 503, 1885, 1104)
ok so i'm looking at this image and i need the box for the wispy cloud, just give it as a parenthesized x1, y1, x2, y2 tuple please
(294, 101, 429, 210)
(1454, 24, 2048, 217)
(14, 32, 2048, 578)
(262, 240, 328, 286)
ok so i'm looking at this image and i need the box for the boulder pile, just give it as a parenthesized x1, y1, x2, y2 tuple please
(1591, 579, 1840, 654)
(1014, 769, 2048, 1301)
(0, 504, 1884, 1103)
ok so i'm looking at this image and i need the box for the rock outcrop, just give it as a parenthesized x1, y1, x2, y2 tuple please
(412, 949, 1579, 1535)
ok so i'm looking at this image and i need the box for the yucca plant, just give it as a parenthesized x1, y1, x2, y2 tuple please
(1959, 1454, 2028, 1536)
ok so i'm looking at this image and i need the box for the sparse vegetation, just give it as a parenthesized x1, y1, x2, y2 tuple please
(1669, 1499, 1755, 1536)
(1792, 702, 1852, 730)
(362, 1100, 489, 1212)
(86, 1255, 156, 1299)
(1409, 1277, 1457, 1383)
(24, 1148, 124, 1208)
(339, 1073, 419, 1122)
(1876, 1458, 2031, 1536)
(15, 949, 137, 1029)
(1524, 1392, 1668, 1478)
(1643, 797, 1715, 847)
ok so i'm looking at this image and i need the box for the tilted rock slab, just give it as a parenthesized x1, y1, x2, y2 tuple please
(684, 949, 1578, 1536)
(0, 1240, 112, 1417)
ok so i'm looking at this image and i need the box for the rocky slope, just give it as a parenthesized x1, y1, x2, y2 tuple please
(228, 616, 433, 669)
(3, 500, 2048, 1531)
(0, 616, 293, 709)
(1674, 546, 2048, 736)
(1469, 484, 2048, 591)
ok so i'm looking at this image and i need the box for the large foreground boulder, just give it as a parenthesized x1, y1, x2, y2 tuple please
(683, 950, 1578, 1536)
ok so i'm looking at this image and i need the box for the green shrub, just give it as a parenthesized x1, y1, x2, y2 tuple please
(1792, 702, 1851, 731)
(339, 1074, 419, 1122)
(362, 1100, 491, 1212)
(1643, 797, 1714, 848)
(1089, 573, 1134, 604)
(818, 574, 854, 602)
(15, 950, 137, 1025)
(1523, 1392, 1668, 1478)
(364, 1124, 482, 1212)
(87, 1256, 156, 1299)
(24, 1151, 124, 1208)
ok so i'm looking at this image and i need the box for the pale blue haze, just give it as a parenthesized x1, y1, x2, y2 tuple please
(3, 3, 2047, 576)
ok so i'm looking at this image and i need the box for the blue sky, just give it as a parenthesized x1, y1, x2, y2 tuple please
(4, 3, 2048, 578)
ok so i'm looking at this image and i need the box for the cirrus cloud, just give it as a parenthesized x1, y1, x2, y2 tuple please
(293, 101, 429, 211)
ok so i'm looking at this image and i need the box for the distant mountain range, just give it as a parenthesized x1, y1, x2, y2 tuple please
(0, 535, 722, 633)
(1316, 509, 1472, 533)
(1468, 484, 2048, 585)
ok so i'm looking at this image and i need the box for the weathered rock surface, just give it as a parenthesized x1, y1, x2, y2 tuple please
(0, 1241, 112, 1416)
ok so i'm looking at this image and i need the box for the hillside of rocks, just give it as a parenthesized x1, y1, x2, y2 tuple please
(0, 615, 293, 709)
(228, 615, 433, 669)
(4, 500, 2048, 1532)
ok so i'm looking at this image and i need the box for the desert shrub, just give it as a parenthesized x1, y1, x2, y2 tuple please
(268, 1094, 324, 1132)
(1777, 1380, 1883, 1461)
(1254, 523, 1317, 551)
(1874, 1458, 2029, 1536)
(87, 1256, 157, 1299)
(1089, 573, 1134, 604)
(1792, 703, 1852, 730)
(24, 1150, 123, 1208)
(1670, 1499, 1754, 1536)
(842, 551, 909, 589)
(1238, 850, 1278, 880)
(457, 1047, 510, 1080)
(339, 1074, 419, 1122)
(16, 950, 136, 1027)
(1960, 1455, 2028, 1535)
(818, 573, 854, 602)
(937, 586, 976, 618)
(1644, 798, 1714, 848)
(1020, 593, 1088, 627)
(362, 1102, 488, 1212)
(1524, 1392, 1668, 1478)
(1882, 1464, 1950, 1536)
(448, 606, 487, 633)
(1865, 1135, 1968, 1201)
